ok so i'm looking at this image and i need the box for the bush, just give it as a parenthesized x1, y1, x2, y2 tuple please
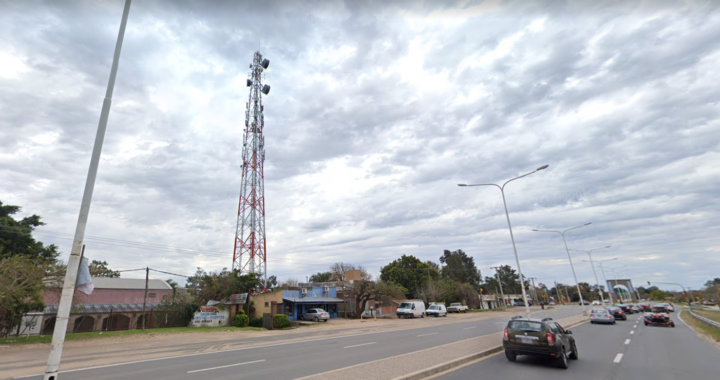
(232, 313, 249, 328)
(249, 317, 263, 328)
(237, 309, 246, 315)
(273, 314, 290, 329)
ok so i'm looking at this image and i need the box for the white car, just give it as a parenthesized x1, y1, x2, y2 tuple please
(447, 303, 469, 313)
(300, 308, 329, 322)
(591, 300, 602, 306)
(426, 304, 447, 317)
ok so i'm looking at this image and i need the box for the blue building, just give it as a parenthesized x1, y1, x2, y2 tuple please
(282, 286, 343, 321)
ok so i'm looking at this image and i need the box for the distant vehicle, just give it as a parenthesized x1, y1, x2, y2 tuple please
(667, 304, 675, 312)
(513, 301, 526, 307)
(617, 305, 634, 314)
(447, 303, 468, 313)
(503, 317, 579, 369)
(396, 300, 426, 318)
(606, 306, 627, 320)
(650, 305, 670, 314)
(549, 302, 556, 306)
(591, 300, 602, 306)
(300, 308, 329, 322)
(589, 308, 616, 324)
(426, 304, 448, 317)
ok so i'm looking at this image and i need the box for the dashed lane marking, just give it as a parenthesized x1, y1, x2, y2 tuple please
(187, 359, 265, 374)
(630, 330, 635, 334)
(344, 342, 377, 349)
(417, 332, 439, 337)
(464, 326, 477, 330)
(614, 353, 623, 363)
(624, 339, 631, 345)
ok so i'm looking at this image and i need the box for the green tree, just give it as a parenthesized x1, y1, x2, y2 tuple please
(704, 278, 720, 287)
(309, 272, 333, 283)
(380, 255, 439, 298)
(0, 256, 47, 337)
(185, 268, 263, 306)
(439, 249, 481, 287)
(0, 201, 60, 263)
(352, 280, 407, 318)
(266, 275, 278, 290)
(88, 260, 120, 278)
(482, 265, 521, 294)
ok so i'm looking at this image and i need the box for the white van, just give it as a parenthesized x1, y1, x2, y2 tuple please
(396, 300, 426, 318)
(426, 303, 447, 317)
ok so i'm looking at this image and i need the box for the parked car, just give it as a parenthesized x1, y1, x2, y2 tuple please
(606, 306, 627, 320)
(396, 300, 426, 318)
(589, 308, 616, 324)
(513, 301, 526, 307)
(300, 308, 329, 322)
(503, 317, 579, 369)
(579, 300, 590, 305)
(426, 304, 448, 317)
(447, 303, 469, 313)
(591, 300, 602, 306)
(549, 302, 556, 306)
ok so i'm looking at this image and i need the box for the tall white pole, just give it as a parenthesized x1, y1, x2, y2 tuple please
(560, 233, 585, 312)
(499, 189, 532, 318)
(43, 1, 132, 379)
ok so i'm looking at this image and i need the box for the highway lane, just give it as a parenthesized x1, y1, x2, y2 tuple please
(437, 311, 720, 380)
(14, 307, 581, 380)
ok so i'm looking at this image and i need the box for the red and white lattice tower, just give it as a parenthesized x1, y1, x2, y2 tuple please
(233, 51, 271, 287)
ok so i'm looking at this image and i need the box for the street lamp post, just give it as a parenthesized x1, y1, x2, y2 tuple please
(528, 277, 540, 305)
(533, 223, 592, 312)
(591, 258, 618, 304)
(459, 164, 549, 318)
(569, 246, 611, 304)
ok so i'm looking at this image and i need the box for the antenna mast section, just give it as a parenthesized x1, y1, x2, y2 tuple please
(233, 51, 271, 288)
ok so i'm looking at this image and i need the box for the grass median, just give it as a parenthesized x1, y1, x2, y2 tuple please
(0, 326, 266, 346)
(681, 309, 720, 343)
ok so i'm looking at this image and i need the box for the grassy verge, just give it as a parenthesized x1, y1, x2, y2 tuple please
(682, 309, 720, 343)
(0, 326, 266, 346)
(692, 309, 720, 324)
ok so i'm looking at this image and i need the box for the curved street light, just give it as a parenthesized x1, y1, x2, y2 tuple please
(569, 246, 611, 304)
(459, 164, 549, 317)
(532, 223, 592, 312)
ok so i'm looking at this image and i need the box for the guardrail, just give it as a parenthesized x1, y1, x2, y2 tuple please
(688, 308, 720, 329)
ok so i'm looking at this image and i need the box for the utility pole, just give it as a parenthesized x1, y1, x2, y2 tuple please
(491, 267, 506, 310)
(43, 1, 132, 378)
(141, 267, 149, 330)
(528, 277, 539, 305)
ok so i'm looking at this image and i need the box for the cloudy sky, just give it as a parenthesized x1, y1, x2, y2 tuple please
(1, 0, 719, 291)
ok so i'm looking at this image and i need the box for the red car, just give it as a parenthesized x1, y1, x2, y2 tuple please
(644, 305, 675, 327)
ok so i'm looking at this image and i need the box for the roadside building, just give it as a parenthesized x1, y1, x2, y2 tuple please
(24, 277, 175, 336)
(282, 286, 343, 321)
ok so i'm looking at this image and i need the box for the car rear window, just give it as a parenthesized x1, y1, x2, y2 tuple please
(508, 321, 544, 332)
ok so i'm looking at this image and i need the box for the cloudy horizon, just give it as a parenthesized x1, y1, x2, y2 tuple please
(1, 0, 719, 292)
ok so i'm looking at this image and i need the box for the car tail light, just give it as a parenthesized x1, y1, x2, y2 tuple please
(503, 329, 508, 341)
(619, 311, 624, 314)
(546, 333, 555, 346)
(590, 314, 595, 317)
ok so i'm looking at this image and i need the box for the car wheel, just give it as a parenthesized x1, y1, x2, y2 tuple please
(591, 321, 595, 324)
(613, 321, 616, 325)
(556, 347, 569, 369)
(569, 341, 578, 360)
(300, 315, 304, 321)
(421, 313, 425, 318)
(323, 319, 328, 322)
(505, 350, 517, 362)
(463, 310, 467, 313)
(314, 316, 319, 322)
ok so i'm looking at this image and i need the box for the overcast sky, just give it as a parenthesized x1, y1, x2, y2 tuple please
(1, 0, 719, 292)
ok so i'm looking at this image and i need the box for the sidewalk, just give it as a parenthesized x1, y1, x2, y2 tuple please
(296, 313, 588, 380)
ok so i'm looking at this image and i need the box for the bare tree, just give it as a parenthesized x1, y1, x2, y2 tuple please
(330, 262, 372, 281)
(281, 277, 299, 288)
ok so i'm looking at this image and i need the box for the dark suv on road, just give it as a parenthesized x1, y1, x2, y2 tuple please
(502, 317, 578, 369)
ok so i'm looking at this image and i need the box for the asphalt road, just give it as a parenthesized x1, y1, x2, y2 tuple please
(438, 310, 720, 380)
(13, 307, 581, 380)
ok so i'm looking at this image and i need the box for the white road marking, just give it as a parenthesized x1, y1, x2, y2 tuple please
(187, 359, 265, 374)
(630, 330, 635, 334)
(624, 339, 631, 345)
(417, 332, 439, 337)
(614, 353, 624, 363)
(343, 342, 376, 349)
(464, 326, 477, 330)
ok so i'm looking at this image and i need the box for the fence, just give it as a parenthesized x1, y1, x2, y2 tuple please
(688, 308, 720, 329)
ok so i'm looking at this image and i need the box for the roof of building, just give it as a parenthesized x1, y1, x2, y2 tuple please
(90, 277, 173, 290)
(283, 297, 344, 304)
(44, 303, 164, 314)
